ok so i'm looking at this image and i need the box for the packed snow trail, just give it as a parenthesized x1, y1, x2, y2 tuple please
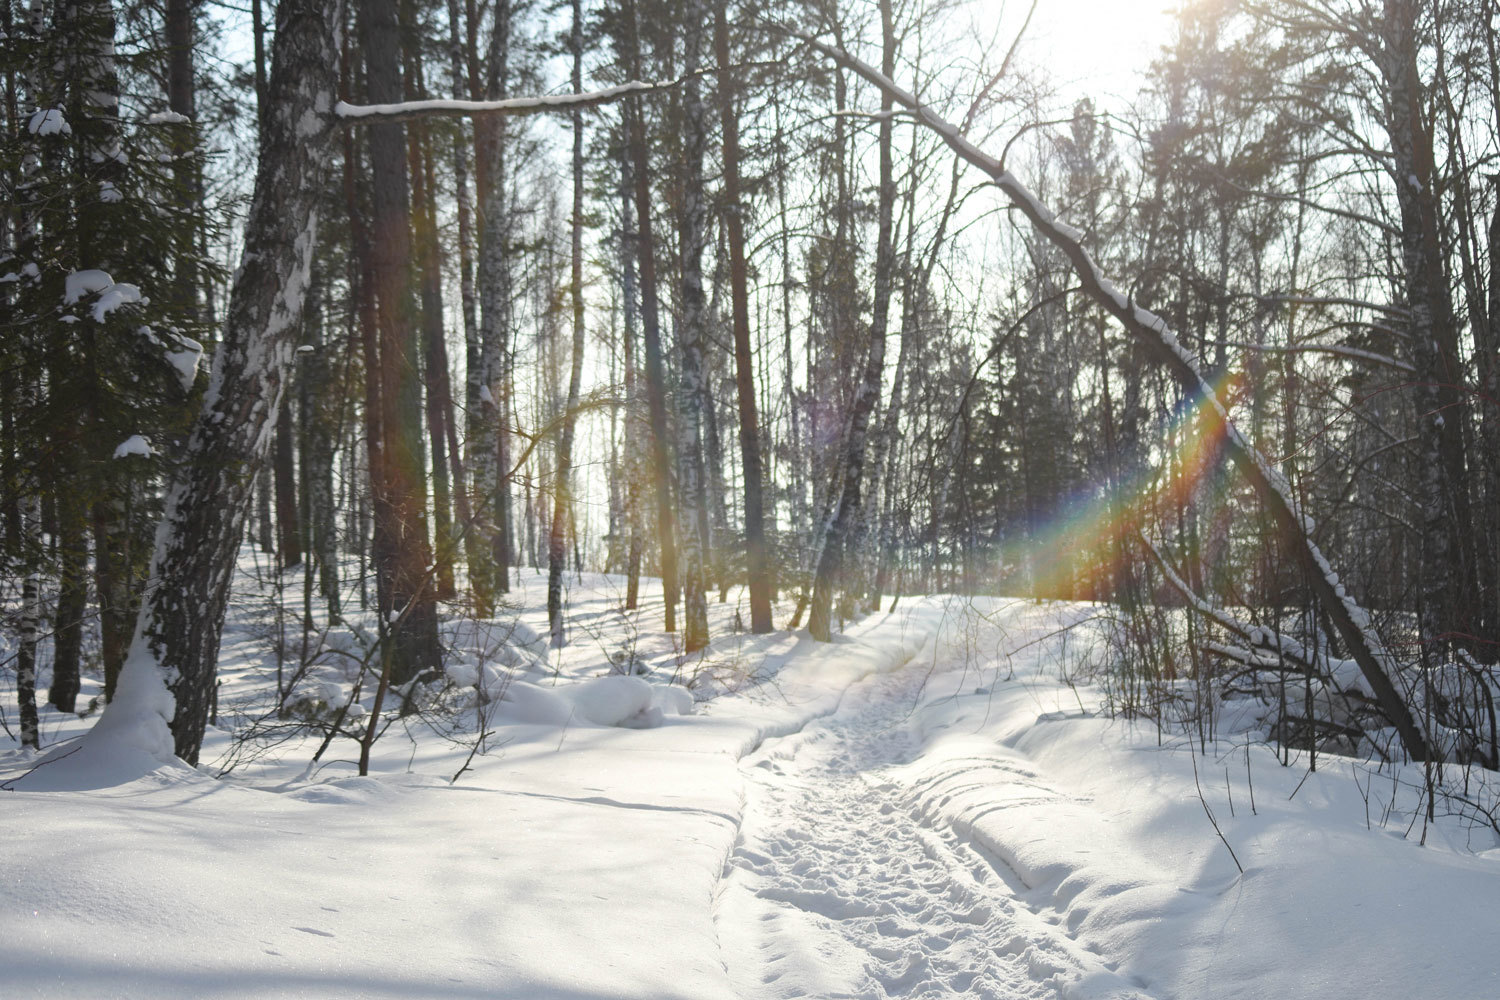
(718, 655, 1151, 1000)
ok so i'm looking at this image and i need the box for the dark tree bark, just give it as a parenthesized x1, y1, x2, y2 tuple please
(165, 0, 200, 320)
(619, 144, 646, 612)
(409, 60, 456, 601)
(17, 465, 39, 749)
(624, 0, 679, 634)
(445, 0, 481, 600)
(274, 395, 301, 567)
(298, 257, 340, 619)
(714, 3, 773, 633)
(1381, 0, 1476, 657)
(49, 486, 87, 713)
(1481, 180, 1500, 653)
(361, 0, 441, 682)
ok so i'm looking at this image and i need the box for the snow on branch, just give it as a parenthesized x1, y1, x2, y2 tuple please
(335, 80, 676, 124)
(1230, 341, 1415, 373)
(1138, 529, 1317, 673)
(790, 28, 1430, 762)
(1265, 294, 1410, 318)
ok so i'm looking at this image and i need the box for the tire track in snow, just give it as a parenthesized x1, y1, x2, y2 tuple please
(716, 659, 1152, 1000)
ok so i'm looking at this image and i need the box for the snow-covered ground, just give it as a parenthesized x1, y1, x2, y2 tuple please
(4, 564, 1499, 998)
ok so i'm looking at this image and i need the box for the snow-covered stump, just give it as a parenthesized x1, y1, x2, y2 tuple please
(89, 0, 344, 768)
(798, 34, 1430, 762)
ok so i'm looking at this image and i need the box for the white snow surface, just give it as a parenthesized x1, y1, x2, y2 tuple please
(3, 567, 1499, 999)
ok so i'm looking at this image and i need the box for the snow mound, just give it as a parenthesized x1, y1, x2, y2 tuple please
(285, 776, 393, 805)
(488, 676, 693, 729)
(654, 684, 695, 716)
(493, 680, 574, 726)
(570, 675, 656, 726)
(6, 644, 191, 792)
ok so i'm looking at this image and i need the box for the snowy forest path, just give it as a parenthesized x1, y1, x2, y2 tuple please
(715, 649, 1152, 1000)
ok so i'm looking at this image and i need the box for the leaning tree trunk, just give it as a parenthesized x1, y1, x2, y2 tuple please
(803, 34, 1430, 763)
(90, 0, 344, 766)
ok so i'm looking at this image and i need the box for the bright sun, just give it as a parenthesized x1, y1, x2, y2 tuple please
(978, 0, 1176, 110)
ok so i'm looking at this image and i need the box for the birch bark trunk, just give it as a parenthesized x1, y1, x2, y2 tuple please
(94, 0, 344, 764)
(672, 2, 712, 652)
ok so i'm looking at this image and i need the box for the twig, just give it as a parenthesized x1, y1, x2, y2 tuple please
(1192, 750, 1244, 874)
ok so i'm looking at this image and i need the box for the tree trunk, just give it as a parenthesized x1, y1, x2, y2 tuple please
(298, 256, 340, 619)
(274, 394, 301, 567)
(470, 0, 514, 613)
(165, 0, 199, 321)
(86, 0, 344, 765)
(715, 3, 773, 633)
(409, 73, 456, 601)
(361, 0, 441, 683)
(446, 0, 482, 602)
(548, 0, 589, 646)
(619, 144, 645, 611)
(672, 1, 712, 653)
(1382, 0, 1476, 658)
(49, 486, 87, 713)
(623, 0, 679, 634)
(807, 1, 896, 642)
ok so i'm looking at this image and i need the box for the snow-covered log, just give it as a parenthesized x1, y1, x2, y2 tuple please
(797, 34, 1429, 761)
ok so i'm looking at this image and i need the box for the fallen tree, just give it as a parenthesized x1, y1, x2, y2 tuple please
(793, 32, 1429, 762)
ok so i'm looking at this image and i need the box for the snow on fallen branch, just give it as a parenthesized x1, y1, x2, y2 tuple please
(789, 29, 1430, 762)
(335, 80, 676, 124)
